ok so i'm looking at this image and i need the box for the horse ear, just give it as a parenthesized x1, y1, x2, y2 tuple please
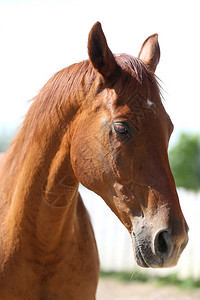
(138, 34, 160, 72)
(88, 22, 120, 81)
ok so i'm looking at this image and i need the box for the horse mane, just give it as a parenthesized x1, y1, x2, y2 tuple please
(3, 61, 95, 176)
(3, 55, 160, 182)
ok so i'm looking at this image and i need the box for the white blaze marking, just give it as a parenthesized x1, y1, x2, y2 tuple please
(147, 99, 153, 107)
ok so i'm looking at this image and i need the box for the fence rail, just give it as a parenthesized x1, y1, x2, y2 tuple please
(80, 186, 200, 279)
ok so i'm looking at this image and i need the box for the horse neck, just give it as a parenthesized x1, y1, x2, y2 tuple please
(1, 80, 83, 256)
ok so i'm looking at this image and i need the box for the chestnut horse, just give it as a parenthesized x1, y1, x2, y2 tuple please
(0, 22, 188, 299)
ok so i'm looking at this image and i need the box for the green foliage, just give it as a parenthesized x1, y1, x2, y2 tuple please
(169, 133, 200, 191)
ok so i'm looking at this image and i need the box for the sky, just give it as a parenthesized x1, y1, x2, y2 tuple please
(0, 0, 200, 146)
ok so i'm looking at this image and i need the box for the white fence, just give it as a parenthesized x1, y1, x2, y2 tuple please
(80, 186, 200, 279)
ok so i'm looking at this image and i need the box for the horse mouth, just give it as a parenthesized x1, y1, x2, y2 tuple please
(133, 233, 150, 268)
(135, 247, 149, 268)
(133, 232, 161, 268)
(132, 231, 164, 268)
(133, 236, 150, 268)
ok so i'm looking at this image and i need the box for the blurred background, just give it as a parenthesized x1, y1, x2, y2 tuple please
(0, 0, 200, 299)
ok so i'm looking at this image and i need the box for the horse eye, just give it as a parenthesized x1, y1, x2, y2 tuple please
(113, 122, 130, 136)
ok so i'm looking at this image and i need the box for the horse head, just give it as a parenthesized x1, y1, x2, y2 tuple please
(71, 22, 188, 268)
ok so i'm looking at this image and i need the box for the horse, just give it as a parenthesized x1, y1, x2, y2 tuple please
(0, 22, 188, 299)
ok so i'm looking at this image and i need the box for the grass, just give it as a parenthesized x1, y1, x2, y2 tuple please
(99, 270, 200, 290)
(100, 270, 149, 283)
(155, 273, 200, 290)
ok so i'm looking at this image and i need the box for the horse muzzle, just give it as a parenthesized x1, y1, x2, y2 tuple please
(132, 224, 189, 268)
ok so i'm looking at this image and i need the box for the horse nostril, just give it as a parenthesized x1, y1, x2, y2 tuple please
(154, 230, 172, 257)
(158, 231, 168, 254)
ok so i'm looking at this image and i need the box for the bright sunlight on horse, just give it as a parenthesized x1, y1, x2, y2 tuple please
(0, 22, 188, 299)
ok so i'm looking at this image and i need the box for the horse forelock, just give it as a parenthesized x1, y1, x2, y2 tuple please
(117, 54, 161, 90)
(115, 54, 149, 83)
